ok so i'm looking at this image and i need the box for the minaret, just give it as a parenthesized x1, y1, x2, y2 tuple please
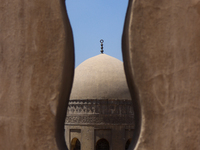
(100, 39, 104, 54)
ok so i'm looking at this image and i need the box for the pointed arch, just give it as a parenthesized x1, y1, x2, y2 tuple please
(70, 138, 81, 150)
(125, 138, 132, 150)
(96, 138, 110, 150)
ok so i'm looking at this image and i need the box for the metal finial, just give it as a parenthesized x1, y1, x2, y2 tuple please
(100, 39, 104, 54)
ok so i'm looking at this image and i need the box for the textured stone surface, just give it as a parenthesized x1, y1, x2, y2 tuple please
(122, 0, 200, 149)
(70, 54, 131, 100)
(0, 0, 74, 149)
(66, 99, 134, 125)
(67, 99, 134, 115)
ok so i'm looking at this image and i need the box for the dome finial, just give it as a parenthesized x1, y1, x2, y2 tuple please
(100, 39, 104, 54)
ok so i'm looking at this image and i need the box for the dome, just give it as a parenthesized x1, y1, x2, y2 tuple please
(70, 54, 131, 100)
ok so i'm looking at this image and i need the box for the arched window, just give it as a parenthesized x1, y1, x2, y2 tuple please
(70, 138, 81, 150)
(125, 138, 132, 150)
(96, 138, 110, 150)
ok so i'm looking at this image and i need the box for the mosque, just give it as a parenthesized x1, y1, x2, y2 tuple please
(65, 40, 134, 150)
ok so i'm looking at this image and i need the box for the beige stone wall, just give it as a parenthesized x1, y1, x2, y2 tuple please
(122, 0, 200, 149)
(0, 0, 74, 149)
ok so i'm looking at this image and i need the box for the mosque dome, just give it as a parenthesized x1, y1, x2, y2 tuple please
(70, 54, 131, 100)
(65, 53, 134, 149)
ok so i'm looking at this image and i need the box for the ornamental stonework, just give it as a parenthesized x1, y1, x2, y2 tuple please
(67, 99, 134, 115)
(65, 99, 134, 125)
(65, 114, 134, 125)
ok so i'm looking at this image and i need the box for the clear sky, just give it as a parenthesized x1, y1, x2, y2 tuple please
(65, 0, 128, 67)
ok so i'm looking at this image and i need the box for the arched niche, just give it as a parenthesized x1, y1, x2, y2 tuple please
(96, 138, 110, 150)
(125, 138, 132, 150)
(70, 138, 81, 150)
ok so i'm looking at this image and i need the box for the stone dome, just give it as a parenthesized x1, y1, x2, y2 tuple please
(70, 54, 131, 100)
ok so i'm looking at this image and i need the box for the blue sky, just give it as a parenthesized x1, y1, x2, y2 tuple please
(65, 0, 128, 67)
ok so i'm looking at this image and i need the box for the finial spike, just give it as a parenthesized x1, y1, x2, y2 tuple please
(100, 39, 104, 54)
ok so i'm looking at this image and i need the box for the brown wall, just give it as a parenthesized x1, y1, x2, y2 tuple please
(122, 0, 200, 149)
(0, 0, 74, 149)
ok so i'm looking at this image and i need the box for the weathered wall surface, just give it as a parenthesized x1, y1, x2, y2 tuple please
(0, 0, 74, 149)
(123, 0, 200, 149)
